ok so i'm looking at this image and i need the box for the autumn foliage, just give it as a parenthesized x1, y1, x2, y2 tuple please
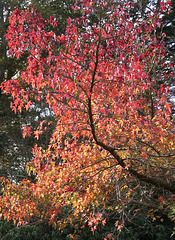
(0, 0, 174, 235)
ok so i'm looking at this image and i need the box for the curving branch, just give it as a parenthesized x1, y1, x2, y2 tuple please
(87, 21, 175, 195)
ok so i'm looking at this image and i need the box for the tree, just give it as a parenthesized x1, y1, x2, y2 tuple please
(0, 0, 79, 182)
(162, 0, 175, 61)
(29, 0, 81, 34)
(162, 0, 175, 116)
(0, 0, 174, 237)
(0, 0, 34, 182)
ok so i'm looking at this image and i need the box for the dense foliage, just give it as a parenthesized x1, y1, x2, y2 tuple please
(0, 0, 79, 182)
(0, 0, 174, 239)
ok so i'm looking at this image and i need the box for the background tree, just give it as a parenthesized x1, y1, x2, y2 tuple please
(30, 0, 81, 34)
(129, 0, 175, 114)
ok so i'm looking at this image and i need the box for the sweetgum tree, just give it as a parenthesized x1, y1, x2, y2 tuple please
(0, 0, 79, 183)
(0, 0, 174, 237)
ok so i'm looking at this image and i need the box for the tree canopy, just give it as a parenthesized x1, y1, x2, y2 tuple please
(0, 0, 174, 238)
(0, 0, 78, 182)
